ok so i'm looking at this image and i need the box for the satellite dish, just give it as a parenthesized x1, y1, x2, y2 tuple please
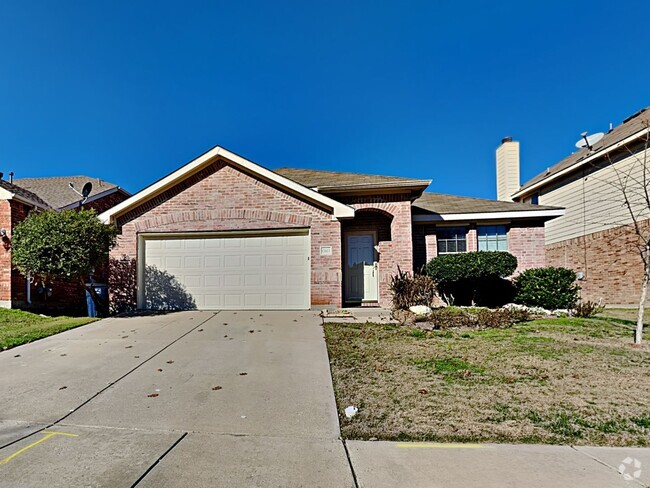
(81, 182, 93, 198)
(575, 132, 604, 150)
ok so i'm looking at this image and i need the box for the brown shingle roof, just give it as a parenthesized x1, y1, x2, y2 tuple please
(14, 176, 124, 210)
(0, 180, 51, 209)
(519, 106, 650, 194)
(274, 167, 431, 191)
(413, 192, 561, 215)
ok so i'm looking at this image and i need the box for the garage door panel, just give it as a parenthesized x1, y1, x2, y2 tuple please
(205, 256, 222, 268)
(144, 234, 310, 310)
(224, 255, 241, 267)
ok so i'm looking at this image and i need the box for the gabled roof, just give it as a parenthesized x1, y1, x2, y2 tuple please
(412, 192, 564, 222)
(516, 106, 650, 197)
(0, 180, 51, 209)
(275, 167, 431, 192)
(99, 146, 356, 224)
(14, 176, 128, 210)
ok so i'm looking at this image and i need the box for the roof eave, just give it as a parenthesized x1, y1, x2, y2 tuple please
(59, 187, 130, 211)
(514, 127, 650, 199)
(412, 208, 565, 222)
(99, 147, 355, 224)
(0, 187, 51, 210)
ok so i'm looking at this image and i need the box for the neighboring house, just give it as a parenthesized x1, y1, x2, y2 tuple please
(0, 175, 130, 311)
(99, 146, 563, 310)
(15, 176, 130, 213)
(508, 106, 650, 305)
(0, 179, 51, 308)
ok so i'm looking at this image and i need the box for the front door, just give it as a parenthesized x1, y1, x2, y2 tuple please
(345, 234, 378, 302)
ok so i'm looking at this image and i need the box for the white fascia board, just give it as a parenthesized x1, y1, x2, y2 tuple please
(412, 208, 565, 222)
(99, 146, 355, 224)
(513, 127, 650, 199)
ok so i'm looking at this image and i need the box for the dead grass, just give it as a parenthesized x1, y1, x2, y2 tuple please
(324, 317, 650, 446)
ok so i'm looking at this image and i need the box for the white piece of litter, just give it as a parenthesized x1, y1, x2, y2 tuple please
(241, 415, 247, 419)
(344, 406, 358, 418)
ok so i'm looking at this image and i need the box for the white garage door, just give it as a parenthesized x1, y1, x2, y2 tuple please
(142, 232, 310, 310)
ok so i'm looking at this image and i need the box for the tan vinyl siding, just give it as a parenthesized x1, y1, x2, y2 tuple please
(540, 148, 650, 245)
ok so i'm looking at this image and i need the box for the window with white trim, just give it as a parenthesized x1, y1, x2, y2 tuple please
(437, 227, 467, 254)
(477, 225, 508, 251)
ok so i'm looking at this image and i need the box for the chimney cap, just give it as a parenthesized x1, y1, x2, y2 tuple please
(501, 136, 513, 144)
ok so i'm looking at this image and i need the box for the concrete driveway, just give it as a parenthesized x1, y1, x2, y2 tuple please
(0, 311, 355, 487)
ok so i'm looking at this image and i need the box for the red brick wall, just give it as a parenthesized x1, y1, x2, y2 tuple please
(412, 221, 546, 275)
(337, 195, 413, 308)
(112, 160, 343, 308)
(0, 200, 12, 304)
(83, 191, 129, 214)
(546, 222, 648, 305)
(508, 222, 546, 272)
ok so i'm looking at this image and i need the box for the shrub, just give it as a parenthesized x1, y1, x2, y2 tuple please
(426, 251, 518, 306)
(390, 267, 438, 310)
(475, 308, 529, 329)
(514, 267, 580, 310)
(573, 300, 605, 318)
(427, 306, 529, 330)
(428, 308, 475, 329)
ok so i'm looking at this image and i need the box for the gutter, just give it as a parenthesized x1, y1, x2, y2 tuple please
(412, 208, 565, 222)
(59, 186, 130, 210)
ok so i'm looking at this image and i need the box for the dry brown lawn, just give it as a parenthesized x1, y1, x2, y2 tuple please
(324, 317, 650, 446)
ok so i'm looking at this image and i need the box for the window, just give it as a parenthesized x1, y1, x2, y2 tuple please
(531, 193, 539, 205)
(437, 227, 467, 254)
(478, 225, 508, 251)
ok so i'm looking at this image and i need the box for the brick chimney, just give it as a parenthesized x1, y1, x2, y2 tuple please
(496, 136, 520, 202)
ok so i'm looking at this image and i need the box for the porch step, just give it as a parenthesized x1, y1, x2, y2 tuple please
(360, 301, 381, 307)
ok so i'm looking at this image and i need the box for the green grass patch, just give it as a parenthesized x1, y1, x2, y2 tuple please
(0, 308, 98, 350)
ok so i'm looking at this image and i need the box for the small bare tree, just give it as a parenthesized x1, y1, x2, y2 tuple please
(597, 119, 650, 344)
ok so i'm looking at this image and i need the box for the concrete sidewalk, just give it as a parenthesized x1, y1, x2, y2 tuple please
(346, 441, 650, 487)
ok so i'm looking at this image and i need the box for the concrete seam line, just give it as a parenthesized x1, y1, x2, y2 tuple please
(0, 312, 220, 451)
(570, 446, 647, 488)
(130, 432, 188, 487)
(342, 440, 360, 488)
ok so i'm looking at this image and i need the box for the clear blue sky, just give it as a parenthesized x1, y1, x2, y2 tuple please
(1, 1, 648, 199)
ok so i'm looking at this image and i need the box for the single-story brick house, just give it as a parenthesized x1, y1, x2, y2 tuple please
(99, 146, 564, 310)
(1, 175, 129, 311)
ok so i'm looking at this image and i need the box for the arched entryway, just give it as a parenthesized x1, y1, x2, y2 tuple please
(341, 209, 393, 305)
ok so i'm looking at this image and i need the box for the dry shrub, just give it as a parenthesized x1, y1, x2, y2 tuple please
(428, 307, 530, 330)
(390, 267, 438, 310)
(574, 300, 605, 318)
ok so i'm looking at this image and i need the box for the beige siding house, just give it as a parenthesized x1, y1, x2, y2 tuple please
(507, 106, 650, 305)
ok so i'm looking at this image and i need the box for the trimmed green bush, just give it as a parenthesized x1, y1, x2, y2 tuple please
(514, 267, 580, 310)
(425, 251, 518, 306)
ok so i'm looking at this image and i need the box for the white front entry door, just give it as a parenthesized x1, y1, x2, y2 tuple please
(142, 232, 310, 310)
(345, 234, 378, 302)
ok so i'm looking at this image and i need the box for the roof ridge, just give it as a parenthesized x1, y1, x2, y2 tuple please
(276, 166, 428, 181)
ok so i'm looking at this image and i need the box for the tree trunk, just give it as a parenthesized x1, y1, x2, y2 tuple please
(636, 248, 649, 344)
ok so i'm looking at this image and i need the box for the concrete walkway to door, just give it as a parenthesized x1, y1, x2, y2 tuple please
(0, 311, 355, 487)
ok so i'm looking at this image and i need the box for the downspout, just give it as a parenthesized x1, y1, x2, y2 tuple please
(26, 272, 31, 305)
